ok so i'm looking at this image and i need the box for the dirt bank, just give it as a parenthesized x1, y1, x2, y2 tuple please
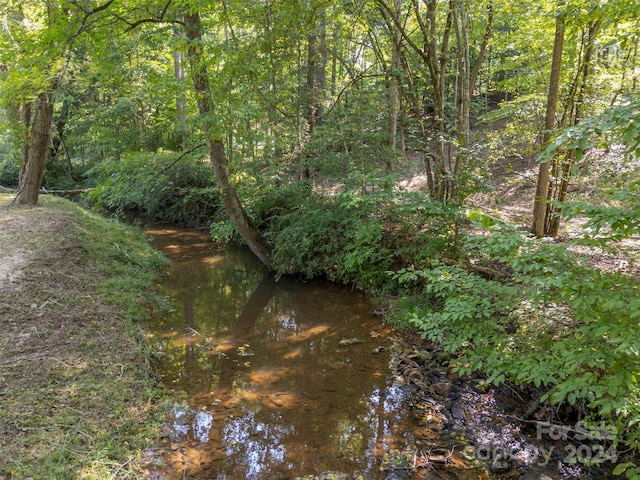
(0, 194, 165, 479)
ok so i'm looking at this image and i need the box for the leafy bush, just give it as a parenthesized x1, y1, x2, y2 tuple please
(86, 151, 223, 227)
(0, 155, 18, 187)
(391, 219, 640, 474)
(298, 85, 402, 182)
(267, 191, 395, 291)
(260, 185, 464, 293)
(557, 177, 640, 246)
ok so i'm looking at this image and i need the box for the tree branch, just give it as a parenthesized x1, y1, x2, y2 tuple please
(123, 0, 177, 32)
(469, 0, 493, 94)
(160, 143, 207, 173)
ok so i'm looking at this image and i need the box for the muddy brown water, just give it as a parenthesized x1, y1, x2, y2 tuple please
(143, 227, 425, 479)
(142, 227, 620, 480)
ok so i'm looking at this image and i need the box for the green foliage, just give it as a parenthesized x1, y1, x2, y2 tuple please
(391, 219, 640, 471)
(535, 94, 640, 248)
(268, 191, 395, 291)
(87, 151, 222, 228)
(0, 155, 19, 187)
(259, 184, 464, 292)
(299, 85, 401, 183)
(557, 178, 640, 246)
(539, 94, 640, 163)
(388, 192, 465, 263)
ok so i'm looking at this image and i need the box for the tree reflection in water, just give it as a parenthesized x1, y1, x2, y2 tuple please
(145, 227, 413, 479)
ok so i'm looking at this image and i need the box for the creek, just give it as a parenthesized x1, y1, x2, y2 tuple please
(142, 226, 617, 480)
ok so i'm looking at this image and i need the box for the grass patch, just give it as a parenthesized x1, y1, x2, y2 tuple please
(0, 194, 167, 479)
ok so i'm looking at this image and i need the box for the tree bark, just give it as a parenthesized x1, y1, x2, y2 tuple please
(14, 91, 55, 206)
(532, 4, 565, 238)
(173, 27, 188, 145)
(453, 0, 470, 183)
(184, 11, 274, 270)
(469, 0, 493, 95)
(546, 19, 600, 236)
(387, 0, 403, 161)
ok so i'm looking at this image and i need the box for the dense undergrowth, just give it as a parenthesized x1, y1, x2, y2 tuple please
(87, 150, 222, 228)
(80, 122, 640, 477)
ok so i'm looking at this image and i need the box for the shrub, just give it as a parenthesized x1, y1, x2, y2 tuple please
(0, 155, 18, 187)
(267, 191, 395, 290)
(86, 151, 223, 227)
(390, 219, 640, 474)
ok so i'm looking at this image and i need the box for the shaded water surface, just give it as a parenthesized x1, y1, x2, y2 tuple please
(144, 227, 416, 479)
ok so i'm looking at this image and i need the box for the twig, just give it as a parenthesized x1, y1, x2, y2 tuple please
(160, 143, 207, 173)
(111, 457, 133, 479)
(440, 257, 507, 279)
(186, 326, 205, 338)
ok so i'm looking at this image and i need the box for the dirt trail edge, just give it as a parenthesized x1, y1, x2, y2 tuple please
(0, 194, 166, 479)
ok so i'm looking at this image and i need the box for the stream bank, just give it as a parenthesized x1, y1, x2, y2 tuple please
(0, 195, 166, 479)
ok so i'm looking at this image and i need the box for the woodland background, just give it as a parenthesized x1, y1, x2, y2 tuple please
(1, 0, 640, 477)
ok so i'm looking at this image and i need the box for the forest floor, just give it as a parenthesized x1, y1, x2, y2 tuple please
(475, 150, 640, 276)
(397, 148, 640, 277)
(0, 194, 164, 479)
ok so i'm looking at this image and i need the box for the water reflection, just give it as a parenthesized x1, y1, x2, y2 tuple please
(145, 227, 411, 479)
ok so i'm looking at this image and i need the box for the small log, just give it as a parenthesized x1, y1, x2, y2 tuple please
(42, 188, 95, 195)
(440, 258, 507, 279)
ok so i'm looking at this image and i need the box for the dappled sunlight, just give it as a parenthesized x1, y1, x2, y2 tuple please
(285, 324, 331, 343)
(248, 366, 300, 386)
(266, 392, 301, 409)
(282, 347, 303, 359)
(201, 255, 225, 265)
(167, 334, 200, 347)
(144, 229, 416, 479)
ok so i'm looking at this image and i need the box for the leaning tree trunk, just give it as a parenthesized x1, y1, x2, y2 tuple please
(14, 91, 55, 206)
(184, 11, 274, 270)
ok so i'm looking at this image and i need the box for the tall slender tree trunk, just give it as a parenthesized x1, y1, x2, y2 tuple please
(315, 7, 327, 126)
(14, 91, 55, 206)
(532, 4, 565, 238)
(469, 0, 493, 95)
(184, 11, 274, 270)
(546, 19, 600, 236)
(173, 27, 188, 145)
(387, 0, 403, 163)
(306, 28, 318, 135)
(453, 0, 470, 186)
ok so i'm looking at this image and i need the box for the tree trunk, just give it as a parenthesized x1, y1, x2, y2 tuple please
(14, 91, 55, 206)
(19, 103, 32, 186)
(173, 27, 188, 145)
(387, 0, 402, 162)
(469, 0, 493, 96)
(532, 4, 565, 238)
(453, 0, 470, 186)
(184, 11, 274, 270)
(546, 19, 600, 236)
(306, 27, 318, 135)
